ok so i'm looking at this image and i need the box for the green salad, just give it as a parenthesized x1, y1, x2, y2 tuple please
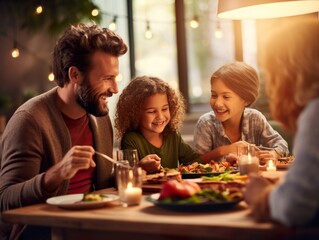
(159, 189, 241, 204)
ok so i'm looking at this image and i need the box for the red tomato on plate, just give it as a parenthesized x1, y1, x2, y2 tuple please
(158, 179, 201, 200)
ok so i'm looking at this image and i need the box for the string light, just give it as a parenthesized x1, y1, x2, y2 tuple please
(190, 15, 199, 29)
(108, 16, 117, 31)
(6, 7, 223, 80)
(91, 8, 99, 17)
(144, 21, 153, 39)
(11, 41, 20, 58)
(116, 73, 123, 82)
(48, 72, 54, 81)
(35, 5, 43, 14)
(214, 21, 222, 39)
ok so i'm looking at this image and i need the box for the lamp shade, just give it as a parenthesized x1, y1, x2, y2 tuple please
(217, 0, 319, 19)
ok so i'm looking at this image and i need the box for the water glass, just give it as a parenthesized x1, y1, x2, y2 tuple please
(116, 149, 139, 167)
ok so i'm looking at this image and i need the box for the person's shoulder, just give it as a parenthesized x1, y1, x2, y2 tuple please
(244, 108, 267, 119)
(14, 88, 57, 116)
(307, 97, 319, 109)
(299, 98, 319, 124)
(123, 131, 143, 140)
(197, 111, 216, 122)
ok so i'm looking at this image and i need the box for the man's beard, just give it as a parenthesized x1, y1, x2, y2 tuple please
(76, 82, 109, 117)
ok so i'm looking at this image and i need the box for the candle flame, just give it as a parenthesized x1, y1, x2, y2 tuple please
(248, 153, 252, 163)
(268, 160, 274, 168)
(127, 182, 133, 189)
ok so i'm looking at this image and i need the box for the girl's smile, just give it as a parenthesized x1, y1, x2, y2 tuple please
(210, 78, 246, 124)
(140, 93, 171, 137)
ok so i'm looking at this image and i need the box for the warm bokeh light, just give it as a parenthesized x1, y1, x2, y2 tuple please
(144, 29, 153, 39)
(116, 73, 123, 82)
(48, 72, 55, 81)
(144, 21, 153, 39)
(215, 28, 222, 39)
(218, 1, 319, 19)
(109, 16, 117, 31)
(109, 22, 117, 31)
(11, 48, 20, 58)
(91, 9, 99, 17)
(192, 86, 203, 97)
(190, 16, 199, 29)
(35, 5, 43, 14)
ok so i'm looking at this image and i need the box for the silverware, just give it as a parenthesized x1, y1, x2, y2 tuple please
(95, 151, 130, 168)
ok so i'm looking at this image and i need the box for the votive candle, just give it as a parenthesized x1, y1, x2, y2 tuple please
(266, 159, 276, 172)
(124, 182, 142, 205)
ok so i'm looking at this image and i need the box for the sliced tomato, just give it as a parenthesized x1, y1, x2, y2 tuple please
(158, 179, 201, 200)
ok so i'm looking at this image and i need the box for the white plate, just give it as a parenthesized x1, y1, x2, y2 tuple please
(46, 193, 119, 210)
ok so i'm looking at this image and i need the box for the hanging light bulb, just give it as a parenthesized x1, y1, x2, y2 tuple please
(116, 73, 123, 82)
(190, 15, 199, 29)
(217, 0, 319, 20)
(109, 16, 117, 31)
(48, 72, 55, 81)
(91, 8, 99, 17)
(215, 21, 223, 39)
(144, 21, 153, 40)
(11, 41, 19, 58)
(35, 5, 43, 14)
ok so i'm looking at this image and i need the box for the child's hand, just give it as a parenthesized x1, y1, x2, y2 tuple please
(229, 140, 250, 155)
(257, 150, 278, 165)
(139, 154, 161, 173)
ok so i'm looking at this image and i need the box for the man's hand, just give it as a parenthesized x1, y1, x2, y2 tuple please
(43, 145, 95, 193)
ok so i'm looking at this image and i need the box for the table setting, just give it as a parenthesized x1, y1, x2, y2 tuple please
(2, 147, 306, 240)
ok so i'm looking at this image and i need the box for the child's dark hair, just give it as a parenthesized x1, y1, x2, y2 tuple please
(115, 76, 186, 139)
(53, 23, 128, 87)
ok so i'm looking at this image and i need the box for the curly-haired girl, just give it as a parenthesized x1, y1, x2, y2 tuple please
(114, 76, 200, 173)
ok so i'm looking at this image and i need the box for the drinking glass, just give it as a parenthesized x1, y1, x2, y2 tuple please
(116, 149, 139, 167)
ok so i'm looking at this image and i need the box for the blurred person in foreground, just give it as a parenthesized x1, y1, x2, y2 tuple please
(0, 23, 128, 239)
(244, 18, 319, 227)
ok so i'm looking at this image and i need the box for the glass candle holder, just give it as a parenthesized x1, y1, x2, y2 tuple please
(116, 163, 142, 207)
(266, 159, 277, 171)
(237, 144, 259, 175)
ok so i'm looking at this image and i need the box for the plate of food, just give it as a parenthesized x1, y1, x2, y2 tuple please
(46, 193, 119, 210)
(146, 193, 242, 211)
(276, 156, 295, 169)
(143, 168, 182, 184)
(145, 179, 243, 212)
(179, 161, 238, 179)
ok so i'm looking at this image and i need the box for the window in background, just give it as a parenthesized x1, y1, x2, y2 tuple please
(242, 19, 269, 118)
(96, 0, 257, 116)
(133, 0, 178, 89)
(185, 0, 235, 108)
(94, 0, 130, 122)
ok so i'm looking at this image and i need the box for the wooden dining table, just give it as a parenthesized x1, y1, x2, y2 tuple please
(2, 171, 319, 240)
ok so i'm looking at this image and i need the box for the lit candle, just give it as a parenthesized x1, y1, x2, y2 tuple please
(124, 182, 142, 205)
(266, 159, 276, 171)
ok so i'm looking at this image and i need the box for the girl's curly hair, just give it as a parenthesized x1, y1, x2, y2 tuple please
(114, 76, 186, 139)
